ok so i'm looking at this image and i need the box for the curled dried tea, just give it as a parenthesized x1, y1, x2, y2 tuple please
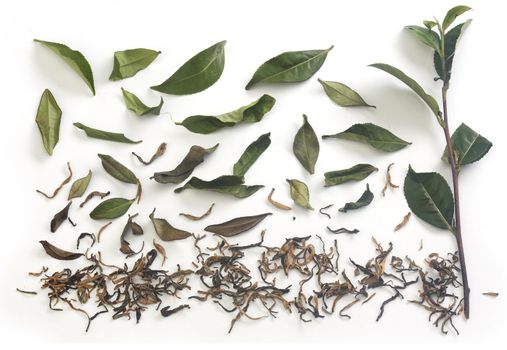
(319, 204, 333, 219)
(132, 142, 167, 165)
(80, 191, 110, 208)
(381, 163, 399, 196)
(96, 221, 112, 243)
(153, 239, 167, 265)
(76, 233, 96, 249)
(204, 213, 272, 237)
(36, 162, 72, 199)
(50, 201, 72, 233)
(120, 213, 144, 257)
(394, 212, 411, 231)
(179, 203, 215, 221)
(267, 188, 291, 211)
(160, 304, 190, 317)
(339, 184, 374, 213)
(327, 227, 359, 234)
(40, 240, 82, 260)
(150, 209, 192, 241)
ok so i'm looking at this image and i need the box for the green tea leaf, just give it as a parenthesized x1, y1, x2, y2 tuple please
(322, 123, 411, 152)
(245, 46, 333, 90)
(68, 170, 92, 200)
(149, 209, 192, 241)
(404, 166, 454, 231)
(121, 88, 163, 116)
(318, 79, 375, 108)
(74, 122, 142, 144)
(442, 5, 471, 30)
(293, 115, 319, 174)
(90, 198, 134, 220)
(233, 133, 271, 177)
(324, 164, 378, 187)
(286, 178, 313, 210)
(204, 213, 272, 237)
(339, 184, 374, 212)
(98, 154, 137, 184)
(151, 144, 219, 184)
(34, 39, 95, 95)
(151, 40, 226, 95)
(175, 94, 275, 134)
(434, 20, 471, 82)
(175, 175, 263, 199)
(423, 20, 437, 30)
(35, 89, 62, 155)
(109, 48, 161, 81)
(369, 63, 440, 117)
(442, 123, 492, 167)
(404, 26, 441, 54)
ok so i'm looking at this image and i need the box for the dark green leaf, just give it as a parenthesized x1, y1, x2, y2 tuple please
(324, 164, 378, 187)
(404, 26, 441, 54)
(40, 240, 82, 260)
(34, 39, 95, 95)
(175, 175, 263, 199)
(90, 198, 134, 220)
(434, 20, 471, 82)
(442, 123, 492, 167)
(109, 48, 161, 80)
(35, 89, 62, 155)
(442, 5, 471, 30)
(404, 166, 454, 231)
(204, 213, 272, 237)
(151, 144, 219, 184)
(286, 178, 313, 210)
(293, 115, 319, 174)
(149, 209, 192, 241)
(151, 40, 226, 95)
(68, 170, 92, 200)
(318, 79, 375, 108)
(339, 184, 374, 212)
(233, 133, 271, 177)
(74, 122, 142, 144)
(322, 123, 411, 152)
(175, 94, 275, 134)
(98, 154, 137, 184)
(245, 46, 333, 90)
(121, 88, 163, 116)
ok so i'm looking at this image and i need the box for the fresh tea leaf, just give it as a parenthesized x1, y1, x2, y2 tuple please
(324, 164, 378, 187)
(34, 39, 95, 95)
(68, 170, 92, 200)
(434, 20, 471, 82)
(89, 198, 134, 220)
(233, 133, 271, 177)
(339, 184, 374, 212)
(442, 5, 471, 30)
(109, 48, 161, 80)
(98, 154, 138, 184)
(40, 240, 82, 260)
(204, 213, 272, 237)
(74, 122, 142, 144)
(404, 26, 441, 54)
(121, 88, 163, 116)
(149, 209, 192, 241)
(318, 79, 375, 108)
(442, 123, 492, 167)
(175, 175, 263, 199)
(286, 178, 313, 210)
(293, 115, 319, 174)
(35, 89, 62, 156)
(151, 40, 226, 95)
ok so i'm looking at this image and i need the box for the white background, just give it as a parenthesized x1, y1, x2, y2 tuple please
(0, 0, 505, 347)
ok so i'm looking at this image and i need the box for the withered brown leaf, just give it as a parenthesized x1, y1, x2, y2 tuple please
(50, 201, 72, 233)
(40, 240, 83, 260)
(150, 209, 192, 241)
(204, 213, 272, 237)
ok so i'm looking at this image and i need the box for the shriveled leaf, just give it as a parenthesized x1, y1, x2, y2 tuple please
(381, 163, 399, 196)
(50, 201, 72, 233)
(434, 20, 471, 82)
(120, 214, 144, 257)
(404, 26, 441, 54)
(109, 48, 161, 80)
(204, 213, 272, 237)
(98, 154, 137, 184)
(318, 79, 375, 108)
(233, 133, 271, 177)
(160, 304, 190, 317)
(35, 89, 62, 155)
(151, 144, 218, 184)
(89, 198, 134, 220)
(80, 191, 110, 208)
(36, 162, 72, 199)
(286, 178, 313, 210)
(403, 165, 454, 231)
(121, 88, 163, 116)
(245, 46, 333, 90)
(179, 203, 215, 221)
(132, 142, 167, 166)
(153, 239, 167, 265)
(74, 122, 141, 144)
(293, 115, 319, 174)
(267, 188, 291, 210)
(442, 5, 471, 30)
(151, 40, 226, 95)
(175, 95, 275, 134)
(68, 170, 92, 200)
(175, 175, 263, 199)
(394, 212, 411, 232)
(34, 39, 95, 95)
(324, 164, 378, 187)
(442, 123, 492, 168)
(149, 209, 192, 241)
(322, 123, 411, 152)
(339, 184, 374, 212)
(40, 240, 82, 260)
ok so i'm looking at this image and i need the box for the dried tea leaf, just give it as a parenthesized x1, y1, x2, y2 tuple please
(319, 204, 333, 219)
(175, 95, 275, 134)
(204, 213, 272, 237)
(326, 227, 359, 234)
(151, 144, 218, 184)
(98, 154, 138, 184)
(153, 239, 167, 265)
(16, 288, 37, 295)
(149, 209, 192, 241)
(74, 123, 141, 144)
(121, 88, 163, 116)
(286, 178, 313, 210)
(482, 292, 499, 297)
(318, 79, 375, 107)
(293, 115, 319, 174)
(179, 203, 215, 221)
(322, 123, 411, 152)
(36, 162, 72, 199)
(151, 40, 226, 95)
(76, 232, 96, 250)
(68, 170, 92, 200)
(324, 164, 378, 187)
(89, 198, 134, 220)
(442, 123, 492, 168)
(96, 221, 113, 243)
(267, 188, 291, 210)
(175, 175, 263, 199)
(233, 133, 271, 177)
(80, 191, 110, 208)
(394, 212, 411, 231)
(160, 304, 190, 317)
(132, 142, 167, 165)
(120, 214, 144, 257)
(50, 201, 72, 233)
(381, 163, 399, 196)
(35, 89, 62, 156)
(34, 39, 95, 95)
(109, 48, 161, 80)
(339, 184, 374, 212)
(245, 46, 333, 90)
(40, 240, 82, 260)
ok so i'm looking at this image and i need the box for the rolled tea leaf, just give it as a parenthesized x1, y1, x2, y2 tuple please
(121, 88, 163, 116)
(120, 214, 144, 257)
(35, 89, 62, 156)
(442, 5, 471, 30)
(286, 178, 313, 210)
(132, 142, 167, 166)
(434, 20, 471, 82)
(74, 123, 141, 144)
(293, 115, 319, 174)
(149, 209, 192, 241)
(34, 39, 95, 95)
(151, 144, 219, 184)
(98, 154, 137, 184)
(175, 95, 275, 134)
(318, 79, 375, 108)
(245, 46, 333, 90)
(40, 240, 82, 260)
(68, 170, 92, 200)
(322, 123, 411, 152)
(175, 175, 263, 199)
(151, 40, 226, 95)
(204, 213, 272, 237)
(50, 201, 72, 233)
(442, 123, 492, 167)
(233, 133, 271, 177)
(109, 48, 161, 80)
(324, 164, 378, 187)
(339, 184, 374, 212)
(89, 198, 134, 220)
